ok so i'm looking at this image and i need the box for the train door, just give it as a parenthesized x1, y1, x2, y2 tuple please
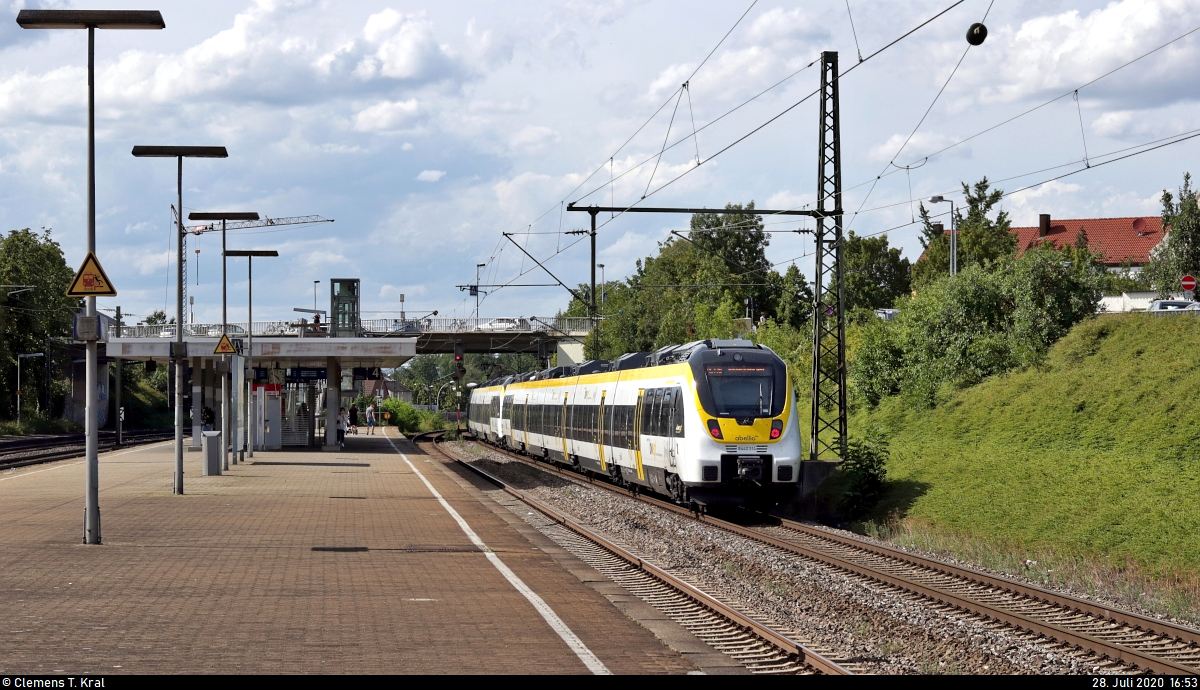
(560, 392, 569, 463)
(520, 394, 529, 450)
(665, 387, 678, 469)
(633, 389, 646, 481)
(598, 391, 607, 471)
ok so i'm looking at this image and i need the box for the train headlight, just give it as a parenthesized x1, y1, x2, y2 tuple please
(706, 419, 723, 440)
(770, 419, 783, 439)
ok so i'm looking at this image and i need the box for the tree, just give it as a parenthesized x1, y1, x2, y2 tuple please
(844, 231, 911, 318)
(0, 228, 77, 418)
(910, 178, 1016, 289)
(688, 202, 777, 321)
(957, 176, 1016, 269)
(911, 203, 951, 288)
(772, 264, 814, 331)
(142, 309, 174, 325)
(852, 245, 1104, 409)
(1144, 173, 1200, 296)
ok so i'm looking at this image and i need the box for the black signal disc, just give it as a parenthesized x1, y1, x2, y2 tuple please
(967, 22, 988, 46)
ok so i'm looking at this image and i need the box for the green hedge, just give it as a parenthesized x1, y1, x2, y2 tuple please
(377, 398, 447, 433)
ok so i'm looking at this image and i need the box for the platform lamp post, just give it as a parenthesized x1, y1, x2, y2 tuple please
(224, 250, 278, 459)
(17, 9, 165, 544)
(929, 195, 957, 277)
(131, 146, 228, 494)
(190, 212, 259, 471)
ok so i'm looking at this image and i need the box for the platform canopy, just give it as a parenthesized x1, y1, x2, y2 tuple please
(109, 336, 417, 369)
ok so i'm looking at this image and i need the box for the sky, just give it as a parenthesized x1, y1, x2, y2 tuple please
(2, 0, 1199, 326)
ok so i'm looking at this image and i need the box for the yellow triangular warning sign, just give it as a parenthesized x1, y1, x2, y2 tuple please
(214, 333, 237, 355)
(65, 252, 117, 297)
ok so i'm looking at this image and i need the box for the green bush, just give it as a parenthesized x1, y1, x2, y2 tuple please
(851, 245, 1103, 409)
(839, 429, 890, 519)
(379, 398, 422, 432)
(376, 398, 448, 434)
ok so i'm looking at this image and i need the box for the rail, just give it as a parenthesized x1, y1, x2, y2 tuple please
(463, 433, 1200, 675)
(419, 431, 850, 675)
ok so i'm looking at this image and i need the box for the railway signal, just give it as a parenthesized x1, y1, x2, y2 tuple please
(454, 340, 465, 380)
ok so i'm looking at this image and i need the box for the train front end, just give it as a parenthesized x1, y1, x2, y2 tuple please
(682, 342, 801, 506)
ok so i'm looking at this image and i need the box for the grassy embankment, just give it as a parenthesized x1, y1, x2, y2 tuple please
(849, 314, 1200, 619)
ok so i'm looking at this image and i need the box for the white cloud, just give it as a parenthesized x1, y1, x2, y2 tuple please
(765, 190, 815, 211)
(401, 142, 414, 151)
(964, 0, 1200, 110)
(351, 10, 461, 81)
(869, 132, 967, 163)
(509, 125, 561, 154)
(1005, 180, 1085, 223)
(417, 169, 446, 182)
(353, 99, 420, 132)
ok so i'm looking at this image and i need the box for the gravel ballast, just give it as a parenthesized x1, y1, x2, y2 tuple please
(442, 439, 1127, 675)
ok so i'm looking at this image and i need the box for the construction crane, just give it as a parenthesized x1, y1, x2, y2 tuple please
(187, 214, 334, 234)
(171, 208, 334, 305)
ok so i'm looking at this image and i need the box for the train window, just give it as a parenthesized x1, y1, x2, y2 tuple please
(629, 405, 636, 446)
(656, 388, 667, 436)
(704, 363, 777, 417)
(659, 389, 671, 436)
(644, 389, 656, 436)
(641, 390, 653, 436)
(672, 387, 685, 435)
(604, 403, 614, 446)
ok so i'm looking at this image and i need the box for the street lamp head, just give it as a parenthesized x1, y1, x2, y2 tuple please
(477, 263, 486, 268)
(132, 146, 228, 158)
(929, 195, 945, 203)
(16, 10, 165, 30)
(189, 212, 259, 221)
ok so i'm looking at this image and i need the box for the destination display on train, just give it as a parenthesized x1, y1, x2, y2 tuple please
(705, 365, 769, 377)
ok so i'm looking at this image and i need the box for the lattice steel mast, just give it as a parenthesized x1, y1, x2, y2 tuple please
(810, 51, 847, 462)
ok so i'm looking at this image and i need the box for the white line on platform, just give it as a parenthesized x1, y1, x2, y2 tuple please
(0, 440, 172, 484)
(383, 429, 611, 676)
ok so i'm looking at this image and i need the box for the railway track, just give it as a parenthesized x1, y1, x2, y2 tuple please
(450, 431, 1200, 675)
(416, 431, 853, 676)
(0, 430, 174, 471)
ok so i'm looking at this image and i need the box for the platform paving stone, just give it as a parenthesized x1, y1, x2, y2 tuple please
(0, 428, 698, 675)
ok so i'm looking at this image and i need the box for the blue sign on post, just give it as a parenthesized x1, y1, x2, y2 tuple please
(286, 367, 327, 383)
(353, 367, 382, 381)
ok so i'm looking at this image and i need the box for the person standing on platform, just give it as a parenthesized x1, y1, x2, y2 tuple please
(349, 404, 359, 435)
(337, 407, 347, 448)
(365, 403, 376, 435)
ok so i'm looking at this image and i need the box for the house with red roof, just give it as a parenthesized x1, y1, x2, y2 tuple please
(1011, 213, 1164, 272)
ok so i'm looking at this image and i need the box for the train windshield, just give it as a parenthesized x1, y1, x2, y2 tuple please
(704, 364, 774, 417)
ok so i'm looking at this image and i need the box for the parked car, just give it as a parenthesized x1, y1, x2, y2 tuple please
(1147, 299, 1197, 314)
(476, 318, 524, 331)
(202, 324, 246, 336)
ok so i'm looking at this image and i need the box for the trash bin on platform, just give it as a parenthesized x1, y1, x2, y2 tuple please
(202, 431, 222, 476)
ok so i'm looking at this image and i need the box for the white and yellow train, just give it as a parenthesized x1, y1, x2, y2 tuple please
(467, 339, 801, 506)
